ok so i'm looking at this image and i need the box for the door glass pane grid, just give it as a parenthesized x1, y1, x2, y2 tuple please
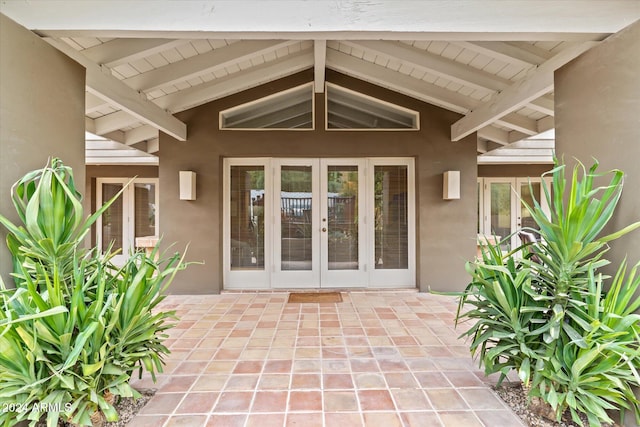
(374, 166, 408, 269)
(230, 166, 265, 270)
(134, 183, 157, 238)
(327, 166, 358, 270)
(101, 183, 124, 253)
(490, 182, 512, 251)
(280, 166, 312, 271)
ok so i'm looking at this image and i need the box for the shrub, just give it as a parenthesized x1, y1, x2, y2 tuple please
(457, 159, 640, 427)
(0, 159, 188, 426)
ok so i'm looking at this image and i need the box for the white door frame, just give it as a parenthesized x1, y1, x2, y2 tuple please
(224, 157, 416, 289)
(480, 177, 550, 250)
(96, 177, 159, 265)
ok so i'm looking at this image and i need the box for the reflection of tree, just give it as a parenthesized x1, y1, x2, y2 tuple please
(328, 171, 358, 196)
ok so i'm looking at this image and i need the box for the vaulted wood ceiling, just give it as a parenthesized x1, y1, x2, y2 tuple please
(3, 1, 638, 164)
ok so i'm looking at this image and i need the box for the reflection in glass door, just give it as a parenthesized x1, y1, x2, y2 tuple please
(321, 159, 366, 286)
(97, 178, 159, 265)
(481, 178, 549, 252)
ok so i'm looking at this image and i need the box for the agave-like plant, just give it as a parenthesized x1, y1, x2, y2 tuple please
(0, 158, 188, 426)
(458, 158, 640, 427)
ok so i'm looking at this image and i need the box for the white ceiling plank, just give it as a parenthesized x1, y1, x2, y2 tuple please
(45, 37, 187, 141)
(327, 49, 476, 115)
(527, 96, 555, 116)
(85, 91, 108, 113)
(86, 149, 153, 157)
(124, 40, 298, 92)
(510, 139, 555, 149)
(156, 50, 314, 113)
(477, 155, 554, 165)
(314, 40, 327, 93)
(6, 1, 637, 39)
(94, 110, 140, 135)
(451, 42, 597, 141)
(125, 125, 159, 145)
(344, 40, 509, 92)
(477, 126, 509, 145)
(86, 156, 159, 165)
(79, 38, 186, 67)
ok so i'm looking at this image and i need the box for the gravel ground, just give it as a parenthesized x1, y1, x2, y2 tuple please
(34, 389, 155, 427)
(102, 389, 155, 427)
(494, 382, 615, 427)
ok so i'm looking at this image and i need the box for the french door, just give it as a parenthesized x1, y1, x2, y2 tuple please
(480, 178, 549, 251)
(224, 158, 415, 289)
(96, 178, 159, 265)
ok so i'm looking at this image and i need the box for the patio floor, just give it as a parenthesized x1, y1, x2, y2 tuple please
(128, 290, 523, 426)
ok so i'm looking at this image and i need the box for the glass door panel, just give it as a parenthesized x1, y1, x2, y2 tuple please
(134, 183, 157, 239)
(230, 166, 265, 270)
(374, 165, 408, 269)
(489, 181, 514, 252)
(519, 181, 540, 231)
(326, 165, 359, 271)
(101, 183, 125, 254)
(280, 165, 313, 271)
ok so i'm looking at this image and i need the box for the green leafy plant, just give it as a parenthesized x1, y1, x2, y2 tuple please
(0, 159, 188, 426)
(457, 159, 640, 427)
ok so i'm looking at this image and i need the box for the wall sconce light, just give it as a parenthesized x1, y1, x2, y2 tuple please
(443, 170, 460, 200)
(179, 171, 196, 200)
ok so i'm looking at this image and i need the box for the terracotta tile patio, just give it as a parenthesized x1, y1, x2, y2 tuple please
(128, 291, 523, 426)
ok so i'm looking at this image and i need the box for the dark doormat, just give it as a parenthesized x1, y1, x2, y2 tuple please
(287, 292, 343, 303)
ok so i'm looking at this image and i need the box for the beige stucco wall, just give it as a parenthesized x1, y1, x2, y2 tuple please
(555, 20, 640, 277)
(0, 15, 85, 286)
(159, 70, 477, 294)
(555, 21, 640, 427)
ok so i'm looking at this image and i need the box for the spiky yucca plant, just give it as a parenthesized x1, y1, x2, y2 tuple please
(0, 158, 188, 426)
(457, 159, 640, 427)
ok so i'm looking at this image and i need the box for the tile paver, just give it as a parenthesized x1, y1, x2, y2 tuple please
(129, 291, 525, 426)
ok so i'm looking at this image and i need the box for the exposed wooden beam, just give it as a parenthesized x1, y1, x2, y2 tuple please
(477, 139, 488, 154)
(85, 117, 96, 134)
(94, 110, 140, 135)
(453, 41, 547, 67)
(79, 38, 186, 67)
(314, 40, 327, 93)
(537, 115, 555, 133)
(85, 91, 108, 114)
(451, 42, 597, 141)
(125, 125, 159, 145)
(7, 1, 636, 39)
(46, 38, 187, 141)
(147, 138, 159, 153)
(477, 126, 509, 145)
(155, 50, 314, 113)
(495, 113, 538, 135)
(124, 40, 298, 92)
(527, 96, 555, 116)
(327, 49, 475, 114)
(343, 40, 509, 92)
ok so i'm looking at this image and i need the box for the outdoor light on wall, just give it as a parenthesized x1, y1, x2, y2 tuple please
(179, 171, 196, 200)
(443, 171, 460, 200)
